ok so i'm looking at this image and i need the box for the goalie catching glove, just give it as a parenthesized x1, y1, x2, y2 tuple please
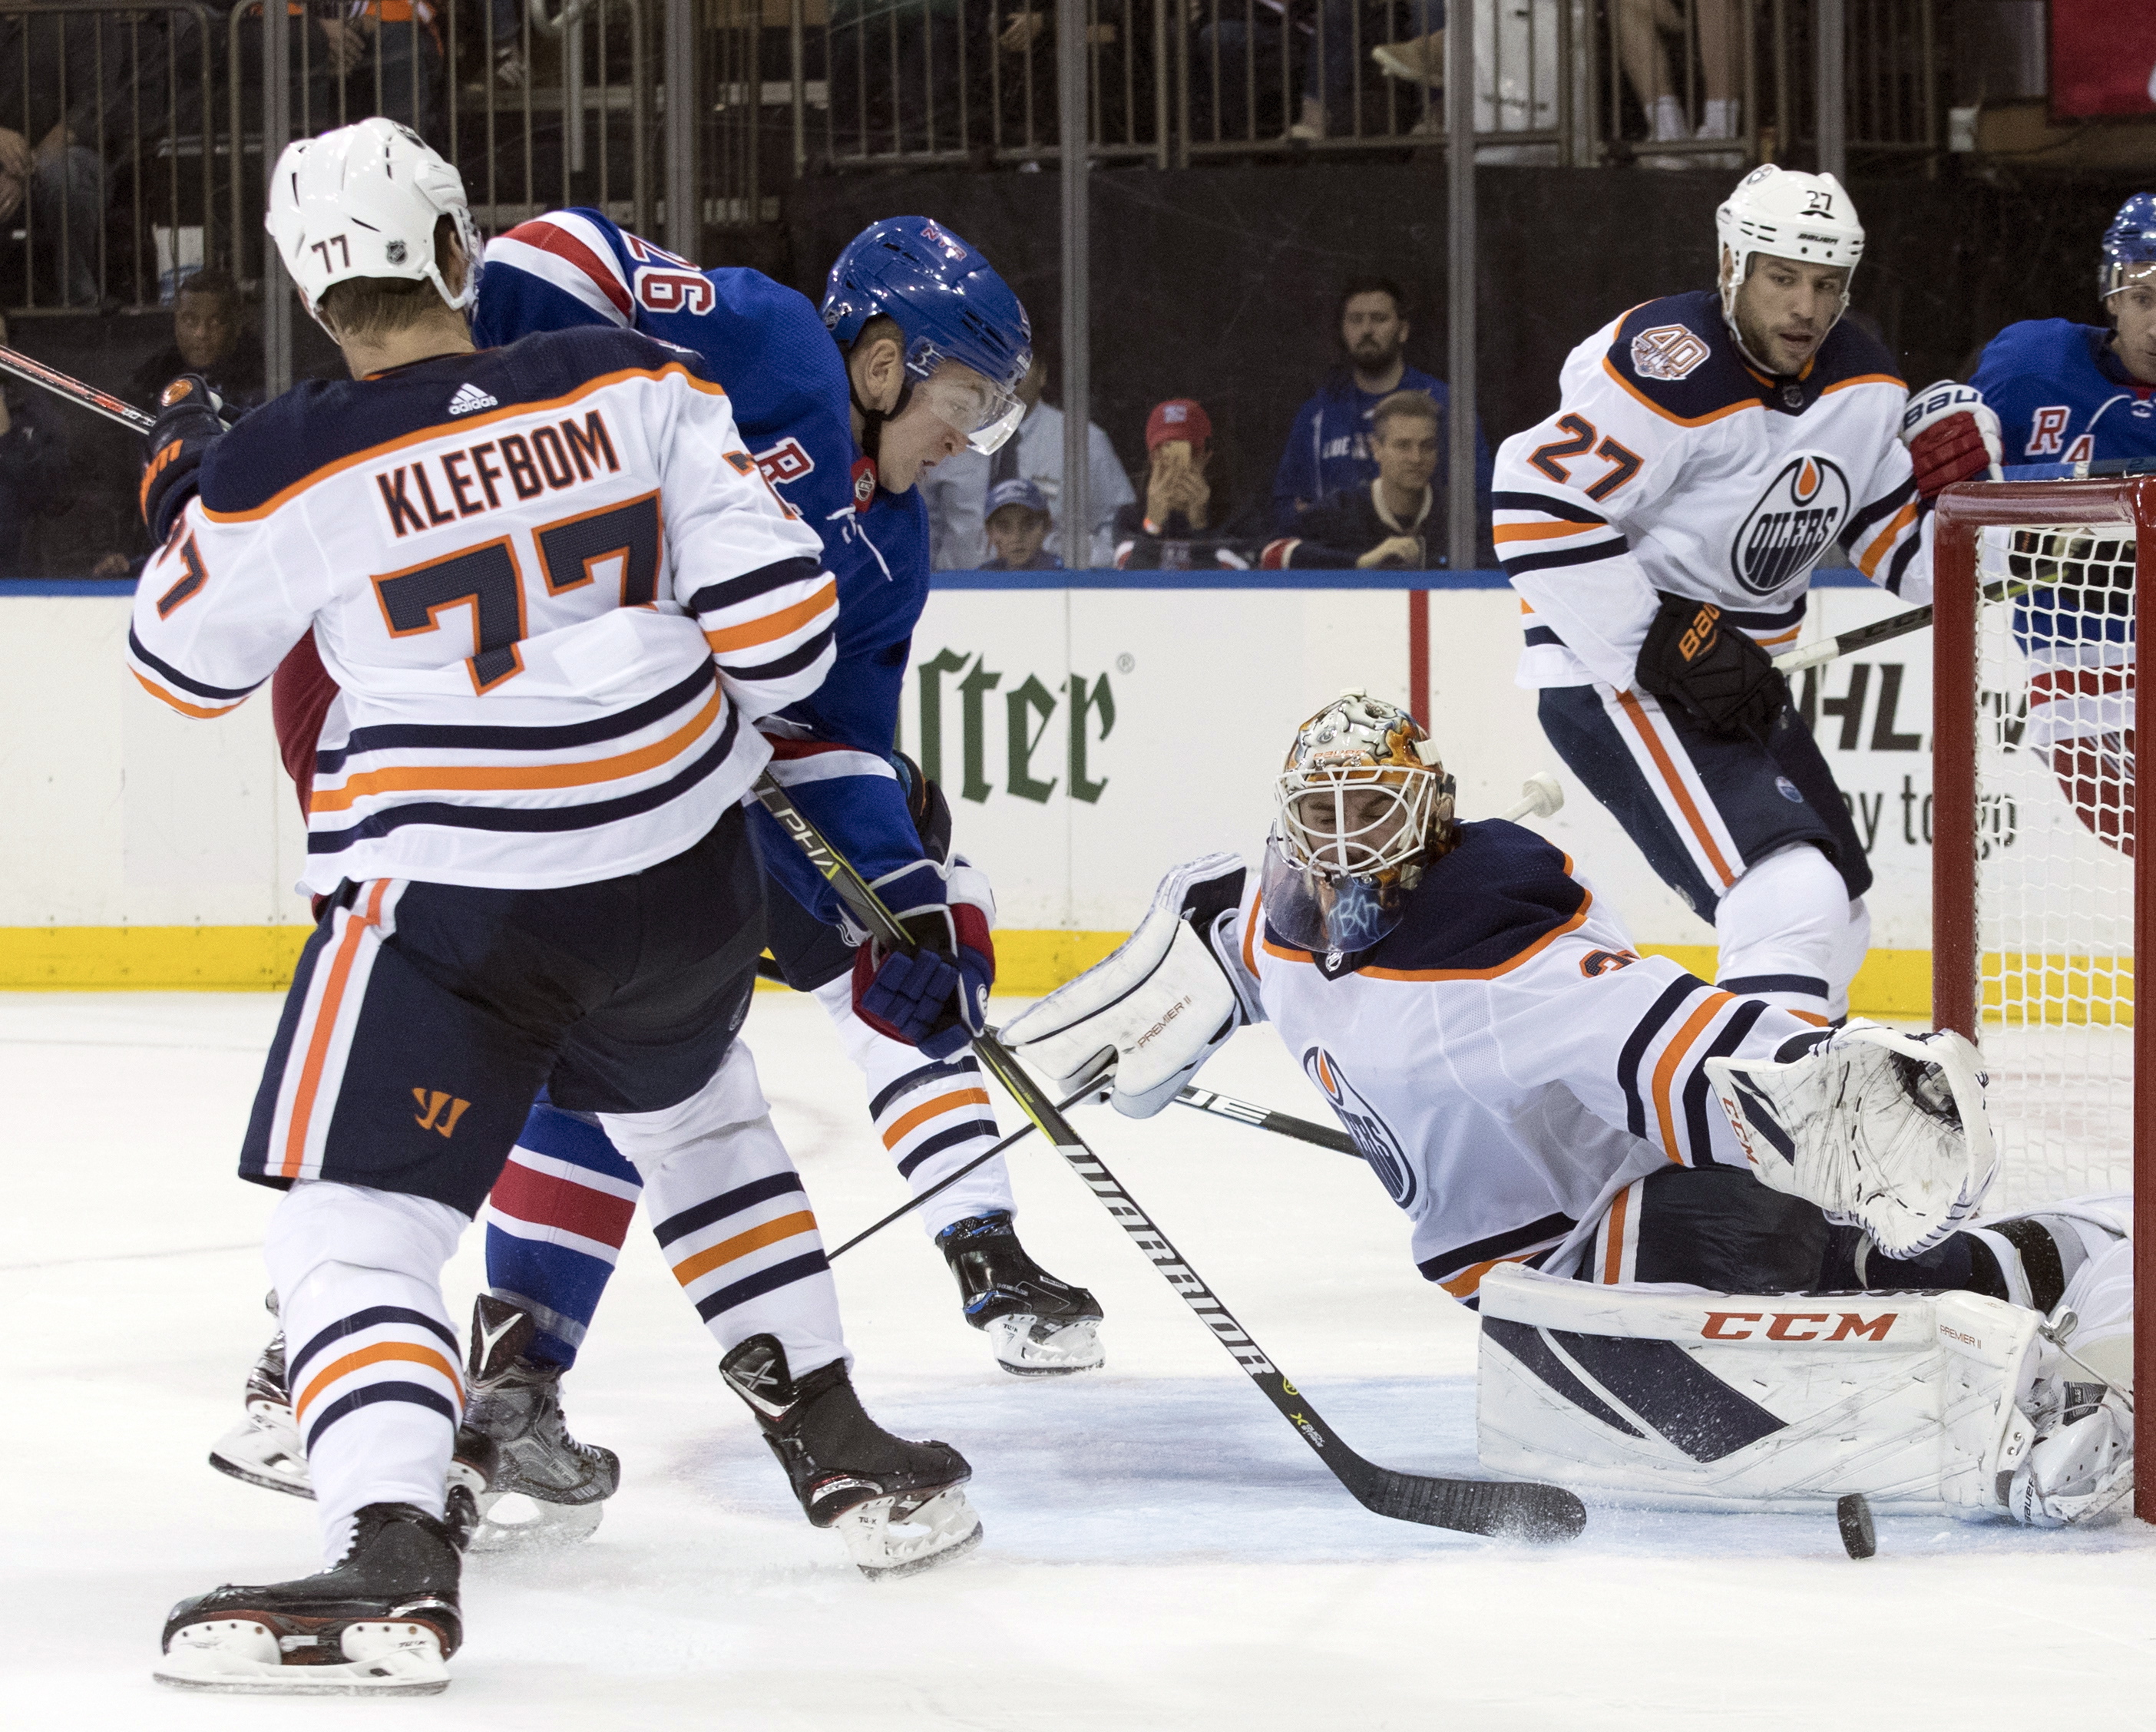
(1705, 1020, 1997, 1258)
(1001, 854, 1257, 1117)
(850, 854, 997, 1062)
(1900, 379, 2002, 502)
(139, 373, 234, 541)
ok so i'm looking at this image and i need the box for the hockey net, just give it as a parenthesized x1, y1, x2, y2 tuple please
(1931, 478, 2151, 1518)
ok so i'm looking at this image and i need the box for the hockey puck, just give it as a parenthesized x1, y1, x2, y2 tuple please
(1836, 1493, 1877, 1560)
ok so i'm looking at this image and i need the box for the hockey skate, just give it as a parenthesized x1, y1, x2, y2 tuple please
(462, 1293, 621, 1552)
(208, 1324, 309, 1498)
(721, 1333, 983, 1580)
(155, 1501, 470, 1695)
(937, 1210, 1106, 1375)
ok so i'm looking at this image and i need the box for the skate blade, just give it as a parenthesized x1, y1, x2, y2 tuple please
(838, 1488, 984, 1582)
(156, 1621, 448, 1695)
(988, 1314, 1105, 1377)
(469, 1490, 606, 1553)
(207, 1412, 314, 1500)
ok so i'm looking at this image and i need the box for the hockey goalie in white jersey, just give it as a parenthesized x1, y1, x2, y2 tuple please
(1007, 692, 2132, 1526)
(1493, 166, 2002, 1029)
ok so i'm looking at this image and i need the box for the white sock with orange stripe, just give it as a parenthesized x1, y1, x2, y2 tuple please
(814, 977, 1014, 1237)
(264, 1180, 468, 1566)
(600, 1041, 848, 1377)
(1714, 844, 1864, 1025)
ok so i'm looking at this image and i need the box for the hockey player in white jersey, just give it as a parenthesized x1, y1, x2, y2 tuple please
(1005, 691, 2132, 1525)
(1491, 166, 2002, 1028)
(138, 121, 980, 1696)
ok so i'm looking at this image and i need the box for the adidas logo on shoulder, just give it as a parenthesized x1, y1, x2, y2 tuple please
(447, 382, 499, 417)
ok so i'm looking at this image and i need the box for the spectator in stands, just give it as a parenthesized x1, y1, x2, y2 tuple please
(311, 2, 444, 149)
(1261, 390, 1443, 568)
(1113, 398, 1260, 570)
(980, 478, 1062, 570)
(1271, 276, 1490, 544)
(1612, 0, 1741, 167)
(0, 315, 70, 574)
(923, 355, 1133, 569)
(127, 268, 264, 415)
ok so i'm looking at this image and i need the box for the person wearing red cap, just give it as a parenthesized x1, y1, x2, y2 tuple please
(1113, 398, 1258, 570)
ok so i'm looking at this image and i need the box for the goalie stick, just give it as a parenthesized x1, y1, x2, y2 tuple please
(751, 770, 1587, 1543)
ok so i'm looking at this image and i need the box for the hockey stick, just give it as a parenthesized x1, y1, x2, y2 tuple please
(1171, 1086, 1359, 1155)
(1773, 573, 2052, 674)
(751, 771, 1587, 1542)
(0, 344, 154, 434)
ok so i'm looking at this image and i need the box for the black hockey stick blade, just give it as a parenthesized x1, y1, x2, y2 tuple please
(749, 772, 1586, 1543)
(1173, 1085, 1360, 1157)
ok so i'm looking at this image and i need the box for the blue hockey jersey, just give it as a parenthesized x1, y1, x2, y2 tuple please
(475, 208, 935, 925)
(1972, 319, 2156, 468)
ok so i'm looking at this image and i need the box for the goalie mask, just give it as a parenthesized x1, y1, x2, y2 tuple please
(1262, 689, 1456, 960)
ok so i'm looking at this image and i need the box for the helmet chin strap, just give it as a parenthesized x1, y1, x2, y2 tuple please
(848, 371, 914, 464)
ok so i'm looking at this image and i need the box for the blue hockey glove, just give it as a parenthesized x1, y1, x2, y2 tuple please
(139, 374, 232, 540)
(851, 857, 996, 1059)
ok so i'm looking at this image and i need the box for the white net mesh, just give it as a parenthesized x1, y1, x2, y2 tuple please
(1971, 523, 2136, 1209)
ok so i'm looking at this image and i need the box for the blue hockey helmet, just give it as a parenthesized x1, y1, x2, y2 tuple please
(822, 216, 1032, 454)
(2099, 193, 2156, 299)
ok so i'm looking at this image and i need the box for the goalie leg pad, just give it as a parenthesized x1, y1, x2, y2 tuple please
(1476, 1264, 2035, 1512)
(1706, 1020, 1998, 1258)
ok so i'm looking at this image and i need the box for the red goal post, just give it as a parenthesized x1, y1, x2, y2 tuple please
(1931, 476, 2152, 1520)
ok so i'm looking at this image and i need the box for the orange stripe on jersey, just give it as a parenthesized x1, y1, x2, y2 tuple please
(1614, 691, 1738, 888)
(670, 1210, 820, 1286)
(283, 879, 389, 1178)
(309, 686, 723, 814)
(1854, 502, 1919, 578)
(1600, 357, 1758, 428)
(1242, 890, 1263, 979)
(1437, 1251, 1539, 1301)
(1601, 1185, 1631, 1284)
(1752, 625, 1802, 648)
(1821, 372, 1905, 397)
(293, 1340, 463, 1424)
(131, 666, 240, 719)
(1354, 897, 1596, 983)
(201, 363, 730, 525)
(1651, 990, 1734, 1161)
(1493, 518, 1599, 545)
(703, 577, 838, 653)
(881, 1088, 993, 1149)
(1787, 1009, 1830, 1027)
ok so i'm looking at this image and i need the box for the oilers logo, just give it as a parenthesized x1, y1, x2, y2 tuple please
(1729, 454, 1850, 594)
(1302, 1046, 1415, 1208)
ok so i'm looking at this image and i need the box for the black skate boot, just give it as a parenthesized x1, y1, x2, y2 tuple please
(209, 1302, 309, 1497)
(720, 1333, 983, 1579)
(154, 1502, 467, 1695)
(936, 1210, 1106, 1375)
(461, 1293, 621, 1551)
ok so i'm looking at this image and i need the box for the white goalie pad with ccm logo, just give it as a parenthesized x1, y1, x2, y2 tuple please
(1475, 1265, 2042, 1515)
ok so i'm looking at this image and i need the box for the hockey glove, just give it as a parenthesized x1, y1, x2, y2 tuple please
(1002, 854, 1255, 1119)
(1633, 594, 1787, 742)
(1900, 379, 2002, 502)
(851, 856, 996, 1060)
(892, 748, 954, 862)
(139, 374, 232, 541)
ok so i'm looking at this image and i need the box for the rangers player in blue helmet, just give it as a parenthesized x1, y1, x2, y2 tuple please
(1963, 194, 2156, 856)
(204, 210, 1103, 1572)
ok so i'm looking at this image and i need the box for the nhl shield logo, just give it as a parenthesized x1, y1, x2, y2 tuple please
(1629, 322, 1711, 382)
(1728, 453, 1851, 595)
(1301, 1046, 1416, 1208)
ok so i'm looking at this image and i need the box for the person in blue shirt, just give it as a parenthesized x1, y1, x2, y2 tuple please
(978, 476, 1063, 570)
(1271, 276, 1492, 546)
(1969, 193, 2156, 855)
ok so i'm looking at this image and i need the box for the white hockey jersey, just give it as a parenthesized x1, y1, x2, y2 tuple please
(1220, 821, 1816, 1301)
(128, 326, 835, 894)
(1493, 289, 1927, 691)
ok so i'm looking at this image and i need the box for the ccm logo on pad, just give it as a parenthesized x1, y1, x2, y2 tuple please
(1700, 1311, 1896, 1342)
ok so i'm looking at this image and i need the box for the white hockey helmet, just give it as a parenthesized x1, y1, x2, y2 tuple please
(1715, 164, 1865, 323)
(264, 119, 483, 330)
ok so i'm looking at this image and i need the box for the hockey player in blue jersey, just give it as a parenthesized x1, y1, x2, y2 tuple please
(1964, 194, 2156, 854)
(212, 211, 1109, 1549)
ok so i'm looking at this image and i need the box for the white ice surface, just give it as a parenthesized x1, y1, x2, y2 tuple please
(5, 990, 2154, 1729)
